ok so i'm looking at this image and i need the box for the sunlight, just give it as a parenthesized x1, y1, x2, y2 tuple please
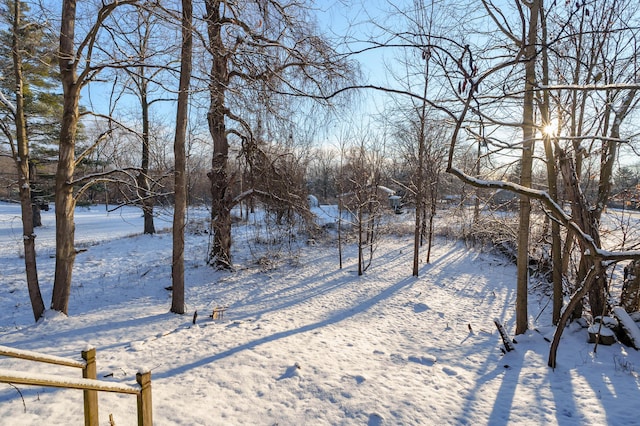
(543, 120, 558, 137)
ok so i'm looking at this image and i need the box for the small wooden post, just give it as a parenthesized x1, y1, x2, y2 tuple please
(81, 348, 99, 426)
(211, 306, 226, 320)
(136, 371, 152, 426)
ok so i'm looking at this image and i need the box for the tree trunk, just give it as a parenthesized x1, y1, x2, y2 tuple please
(139, 77, 155, 235)
(412, 175, 423, 275)
(338, 201, 343, 270)
(12, 0, 45, 321)
(171, 0, 192, 315)
(32, 202, 42, 227)
(515, 0, 540, 335)
(205, 0, 233, 269)
(365, 200, 376, 272)
(474, 139, 481, 224)
(413, 56, 430, 276)
(51, 0, 80, 314)
(550, 184, 562, 325)
(358, 206, 363, 276)
(549, 263, 599, 368)
(621, 260, 640, 312)
(539, 5, 563, 325)
(587, 89, 637, 317)
(564, 6, 597, 319)
(412, 117, 426, 275)
(558, 150, 607, 319)
(561, 89, 635, 319)
(210, 200, 233, 269)
(426, 188, 437, 264)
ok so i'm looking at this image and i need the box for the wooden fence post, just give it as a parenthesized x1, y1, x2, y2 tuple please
(136, 371, 152, 426)
(81, 348, 99, 426)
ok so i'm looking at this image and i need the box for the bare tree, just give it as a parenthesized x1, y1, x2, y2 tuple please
(334, 129, 389, 276)
(237, 121, 313, 267)
(52, 0, 143, 314)
(307, 147, 338, 203)
(438, 0, 640, 366)
(516, 0, 540, 335)
(540, 1, 640, 321)
(388, 107, 448, 268)
(171, 0, 192, 315)
(537, 4, 562, 324)
(325, 0, 640, 366)
(104, 6, 181, 234)
(201, 0, 356, 269)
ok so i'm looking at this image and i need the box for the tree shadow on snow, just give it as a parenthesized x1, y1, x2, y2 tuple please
(153, 275, 417, 380)
(2, 311, 172, 351)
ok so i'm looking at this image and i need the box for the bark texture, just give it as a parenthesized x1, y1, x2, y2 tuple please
(51, 0, 80, 314)
(515, 0, 540, 335)
(12, 0, 45, 321)
(205, 0, 233, 269)
(171, 0, 193, 314)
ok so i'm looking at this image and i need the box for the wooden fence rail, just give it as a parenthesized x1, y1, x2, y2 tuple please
(0, 345, 151, 426)
(0, 345, 86, 368)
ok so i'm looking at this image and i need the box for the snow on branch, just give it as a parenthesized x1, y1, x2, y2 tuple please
(0, 91, 16, 116)
(537, 83, 640, 91)
(446, 167, 640, 263)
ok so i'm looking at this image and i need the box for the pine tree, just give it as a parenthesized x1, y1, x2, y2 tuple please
(0, 0, 60, 321)
(0, 0, 62, 200)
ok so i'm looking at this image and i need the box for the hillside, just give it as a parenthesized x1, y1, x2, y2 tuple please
(1, 202, 639, 425)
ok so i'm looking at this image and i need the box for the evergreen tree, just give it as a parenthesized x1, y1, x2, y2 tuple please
(0, 0, 62, 200)
(0, 0, 60, 321)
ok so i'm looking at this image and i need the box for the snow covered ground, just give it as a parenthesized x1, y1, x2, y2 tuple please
(1, 201, 640, 425)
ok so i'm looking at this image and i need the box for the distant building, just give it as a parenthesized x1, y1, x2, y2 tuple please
(489, 189, 518, 210)
(337, 185, 403, 213)
(609, 186, 640, 210)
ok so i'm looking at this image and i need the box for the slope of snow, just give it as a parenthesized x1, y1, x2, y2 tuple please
(1, 202, 639, 425)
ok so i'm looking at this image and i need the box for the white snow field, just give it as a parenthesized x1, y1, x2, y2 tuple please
(1, 201, 640, 425)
